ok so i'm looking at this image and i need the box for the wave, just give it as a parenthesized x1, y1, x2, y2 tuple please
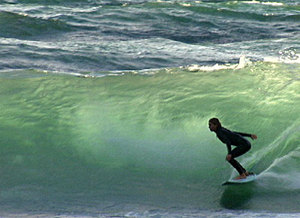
(241, 122, 300, 189)
(1, 55, 299, 79)
(258, 149, 300, 190)
(0, 59, 299, 215)
(0, 0, 299, 215)
(0, 11, 73, 39)
(1, 1, 298, 74)
(2, 0, 298, 44)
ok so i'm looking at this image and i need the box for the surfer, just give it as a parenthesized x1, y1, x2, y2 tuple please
(208, 118, 257, 179)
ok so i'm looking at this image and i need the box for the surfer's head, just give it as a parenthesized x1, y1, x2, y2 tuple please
(209, 118, 221, 132)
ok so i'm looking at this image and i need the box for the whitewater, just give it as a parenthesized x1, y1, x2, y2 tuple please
(0, 0, 299, 217)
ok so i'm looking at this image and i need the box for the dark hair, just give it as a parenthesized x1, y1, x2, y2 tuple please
(209, 118, 222, 128)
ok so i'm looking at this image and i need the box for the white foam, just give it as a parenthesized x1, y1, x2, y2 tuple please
(187, 55, 249, 72)
(244, 1, 284, 6)
(264, 55, 300, 64)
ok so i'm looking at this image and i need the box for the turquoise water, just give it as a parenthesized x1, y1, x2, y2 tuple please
(0, 62, 299, 217)
(0, 0, 299, 217)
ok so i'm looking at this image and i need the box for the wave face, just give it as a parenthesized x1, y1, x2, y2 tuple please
(0, 0, 299, 217)
(0, 62, 299, 216)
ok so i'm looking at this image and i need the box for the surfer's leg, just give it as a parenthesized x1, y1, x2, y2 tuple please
(228, 142, 251, 176)
(227, 158, 246, 175)
(231, 141, 251, 158)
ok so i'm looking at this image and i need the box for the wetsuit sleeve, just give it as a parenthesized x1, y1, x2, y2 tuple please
(233, 132, 252, 138)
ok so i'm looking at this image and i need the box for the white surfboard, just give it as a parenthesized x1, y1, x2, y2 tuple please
(222, 173, 257, 186)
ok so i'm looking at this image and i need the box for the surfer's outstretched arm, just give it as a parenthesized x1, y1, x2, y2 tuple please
(234, 132, 257, 140)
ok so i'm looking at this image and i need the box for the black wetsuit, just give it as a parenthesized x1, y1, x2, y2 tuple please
(215, 127, 252, 175)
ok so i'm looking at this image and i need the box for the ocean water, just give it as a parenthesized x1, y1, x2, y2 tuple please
(0, 0, 299, 217)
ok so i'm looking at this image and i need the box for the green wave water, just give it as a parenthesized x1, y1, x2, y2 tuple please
(0, 61, 299, 216)
(0, 0, 299, 216)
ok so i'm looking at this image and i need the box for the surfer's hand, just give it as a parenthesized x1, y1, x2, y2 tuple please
(251, 134, 257, 140)
(226, 154, 232, 161)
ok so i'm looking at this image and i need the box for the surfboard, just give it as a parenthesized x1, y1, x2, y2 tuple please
(222, 173, 257, 186)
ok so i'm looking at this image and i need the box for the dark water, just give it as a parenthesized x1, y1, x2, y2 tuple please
(0, 0, 299, 217)
(1, 0, 299, 73)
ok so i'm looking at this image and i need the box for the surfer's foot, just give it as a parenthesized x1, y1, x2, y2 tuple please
(235, 173, 247, 180)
